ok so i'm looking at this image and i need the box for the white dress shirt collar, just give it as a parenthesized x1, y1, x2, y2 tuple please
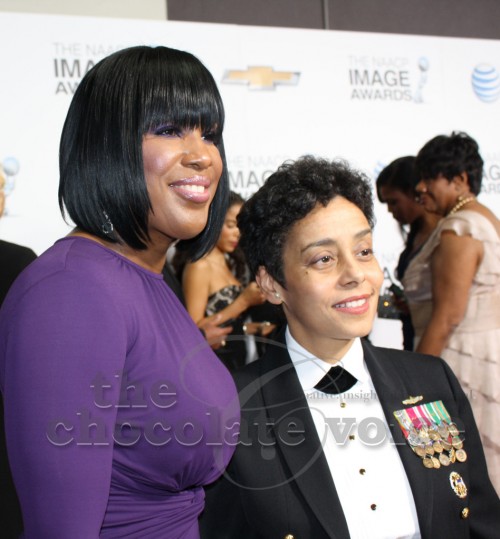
(285, 327, 369, 392)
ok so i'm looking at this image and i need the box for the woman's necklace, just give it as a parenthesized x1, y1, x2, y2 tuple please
(448, 195, 475, 216)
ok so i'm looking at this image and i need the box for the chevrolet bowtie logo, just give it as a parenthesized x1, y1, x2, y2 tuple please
(222, 66, 300, 90)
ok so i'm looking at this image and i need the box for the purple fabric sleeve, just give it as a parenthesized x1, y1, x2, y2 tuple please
(3, 269, 126, 537)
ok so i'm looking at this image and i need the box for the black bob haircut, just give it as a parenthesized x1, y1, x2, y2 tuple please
(237, 155, 375, 287)
(376, 156, 419, 201)
(415, 131, 483, 196)
(59, 45, 229, 260)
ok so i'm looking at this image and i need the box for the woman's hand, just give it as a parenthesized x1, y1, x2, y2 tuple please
(243, 321, 276, 337)
(198, 314, 233, 349)
(188, 280, 266, 331)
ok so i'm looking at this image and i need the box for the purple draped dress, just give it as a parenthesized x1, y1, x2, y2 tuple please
(0, 237, 239, 538)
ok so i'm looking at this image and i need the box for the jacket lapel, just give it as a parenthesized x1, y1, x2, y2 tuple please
(258, 339, 350, 539)
(362, 340, 433, 538)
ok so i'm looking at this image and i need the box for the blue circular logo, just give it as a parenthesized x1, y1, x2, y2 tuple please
(471, 64, 500, 103)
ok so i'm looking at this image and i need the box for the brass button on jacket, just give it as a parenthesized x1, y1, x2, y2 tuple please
(461, 507, 470, 519)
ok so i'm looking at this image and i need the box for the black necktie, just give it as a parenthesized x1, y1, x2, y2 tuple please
(314, 365, 357, 394)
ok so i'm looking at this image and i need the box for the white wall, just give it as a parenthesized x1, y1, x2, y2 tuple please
(0, 0, 166, 20)
(2, 13, 499, 255)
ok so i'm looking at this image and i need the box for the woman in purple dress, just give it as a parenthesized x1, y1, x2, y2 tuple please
(0, 46, 239, 538)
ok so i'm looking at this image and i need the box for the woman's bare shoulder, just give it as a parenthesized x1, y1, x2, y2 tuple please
(184, 256, 212, 277)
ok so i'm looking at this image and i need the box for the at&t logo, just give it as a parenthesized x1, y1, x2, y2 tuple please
(471, 64, 500, 103)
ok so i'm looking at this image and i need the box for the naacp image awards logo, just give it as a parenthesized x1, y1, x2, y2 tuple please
(348, 55, 429, 102)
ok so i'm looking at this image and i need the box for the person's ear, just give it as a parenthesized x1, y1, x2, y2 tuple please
(452, 172, 469, 192)
(256, 266, 284, 305)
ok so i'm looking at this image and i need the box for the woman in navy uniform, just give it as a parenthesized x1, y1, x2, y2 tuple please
(201, 155, 499, 539)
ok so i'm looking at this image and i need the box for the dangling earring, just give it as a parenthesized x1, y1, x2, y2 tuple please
(101, 212, 114, 235)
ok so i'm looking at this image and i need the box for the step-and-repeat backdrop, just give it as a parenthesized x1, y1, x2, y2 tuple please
(1, 13, 499, 347)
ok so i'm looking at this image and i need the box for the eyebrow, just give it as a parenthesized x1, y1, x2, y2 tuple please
(300, 228, 372, 254)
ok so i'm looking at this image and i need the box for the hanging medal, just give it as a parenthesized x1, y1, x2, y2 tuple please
(393, 400, 467, 469)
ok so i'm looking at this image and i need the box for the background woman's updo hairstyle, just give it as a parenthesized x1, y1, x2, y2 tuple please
(237, 155, 374, 287)
(59, 45, 229, 260)
(375, 155, 419, 201)
(415, 131, 483, 196)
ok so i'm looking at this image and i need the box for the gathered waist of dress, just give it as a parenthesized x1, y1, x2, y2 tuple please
(455, 291, 500, 333)
(101, 482, 205, 537)
(411, 292, 500, 337)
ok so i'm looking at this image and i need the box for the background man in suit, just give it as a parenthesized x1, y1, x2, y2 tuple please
(201, 155, 499, 538)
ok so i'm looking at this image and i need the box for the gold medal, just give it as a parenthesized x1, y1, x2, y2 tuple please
(452, 436, 463, 450)
(439, 453, 451, 466)
(425, 443, 435, 456)
(431, 457, 441, 469)
(449, 448, 456, 463)
(413, 445, 426, 458)
(449, 471, 468, 498)
(428, 426, 439, 441)
(448, 423, 459, 437)
(441, 438, 452, 452)
(418, 426, 430, 441)
(437, 424, 449, 438)
(423, 457, 434, 469)
(455, 449, 468, 462)
(433, 440, 443, 453)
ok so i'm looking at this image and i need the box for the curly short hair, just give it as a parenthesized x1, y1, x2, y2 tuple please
(415, 131, 483, 195)
(59, 45, 229, 260)
(237, 155, 374, 286)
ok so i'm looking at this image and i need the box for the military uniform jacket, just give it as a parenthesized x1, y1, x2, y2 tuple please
(200, 336, 500, 539)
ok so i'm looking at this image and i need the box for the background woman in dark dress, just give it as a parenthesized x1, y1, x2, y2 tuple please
(376, 156, 440, 350)
(174, 191, 274, 370)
